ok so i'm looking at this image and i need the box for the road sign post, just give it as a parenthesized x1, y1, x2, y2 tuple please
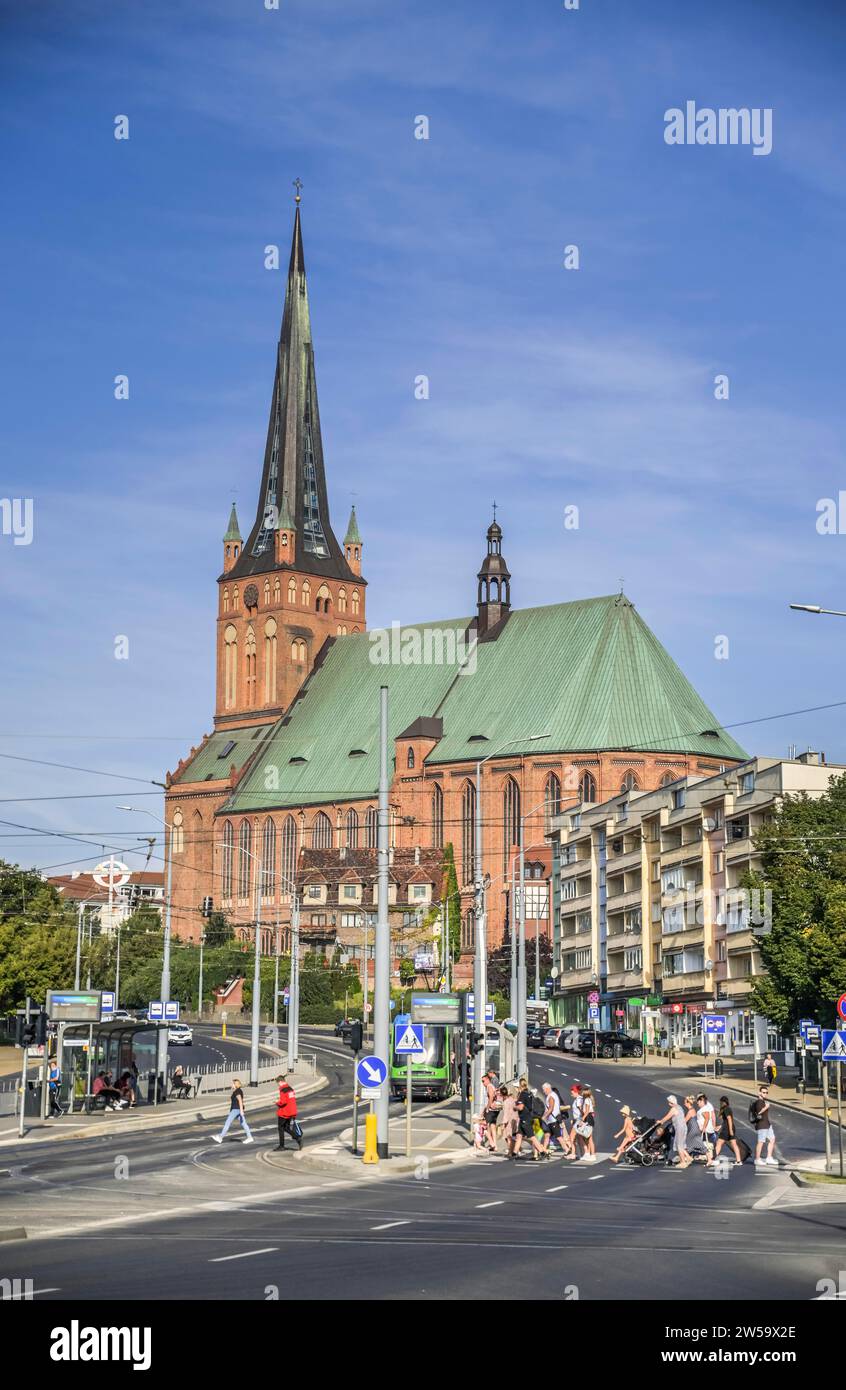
(822, 1029, 846, 1176)
(395, 1021, 425, 1158)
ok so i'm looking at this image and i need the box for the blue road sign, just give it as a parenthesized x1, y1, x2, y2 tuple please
(395, 1021, 425, 1055)
(356, 1055, 387, 1088)
(164, 1000, 180, 1021)
(588, 1006, 600, 1021)
(466, 997, 495, 1023)
(821, 1029, 846, 1062)
(799, 1018, 815, 1041)
(148, 1000, 164, 1021)
(703, 1015, 727, 1035)
(101, 991, 115, 1017)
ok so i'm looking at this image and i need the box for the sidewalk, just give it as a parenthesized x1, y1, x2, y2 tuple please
(0, 1060, 326, 1148)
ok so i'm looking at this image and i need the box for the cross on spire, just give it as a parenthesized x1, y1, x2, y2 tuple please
(492, 499, 497, 521)
(293, 177, 303, 204)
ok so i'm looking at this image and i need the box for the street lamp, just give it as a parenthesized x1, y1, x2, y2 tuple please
(790, 603, 846, 617)
(473, 732, 550, 1106)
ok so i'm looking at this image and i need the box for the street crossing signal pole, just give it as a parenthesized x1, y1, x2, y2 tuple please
(374, 686, 391, 1159)
(517, 817, 528, 1080)
(288, 892, 300, 1069)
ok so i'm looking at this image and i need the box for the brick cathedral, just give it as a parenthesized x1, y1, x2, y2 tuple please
(164, 200, 744, 981)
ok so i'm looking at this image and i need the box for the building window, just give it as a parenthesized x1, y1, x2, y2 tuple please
(264, 618, 277, 704)
(291, 638, 306, 663)
(407, 746, 415, 770)
(274, 578, 281, 603)
(658, 772, 676, 788)
(342, 883, 359, 901)
(345, 808, 359, 849)
(312, 811, 333, 849)
(740, 771, 755, 795)
(171, 810, 184, 855)
(238, 821, 252, 899)
(316, 584, 330, 614)
(503, 776, 520, 873)
(579, 770, 597, 804)
(624, 947, 642, 972)
(261, 818, 276, 900)
(410, 883, 429, 901)
(620, 770, 640, 793)
(672, 787, 686, 810)
(462, 909, 475, 950)
(302, 580, 311, 608)
(222, 587, 230, 612)
(280, 815, 296, 897)
(338, 587, 347, 613)
(232, 586, 239, 608)
(264, 579, 271, 605)
(351, 589, 360, 616)
(223, 624, 238, 709)
(222, 820, 234, 898)
(431, 782, 443, 849)
(545, 772, 561, 820)
(461, 780, 476, 884)
(365, 807, 378, 849)
(244, 626, 256, 706)
(288, 579, 297, 605)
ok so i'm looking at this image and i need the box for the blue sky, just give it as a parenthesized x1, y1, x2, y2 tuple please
(1, 0, 845, 874)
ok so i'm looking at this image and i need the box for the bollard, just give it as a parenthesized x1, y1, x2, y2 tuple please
(362, 1112, 379, 1164)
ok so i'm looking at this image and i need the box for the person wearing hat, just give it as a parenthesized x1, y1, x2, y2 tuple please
(610, 1104, 637, 1163)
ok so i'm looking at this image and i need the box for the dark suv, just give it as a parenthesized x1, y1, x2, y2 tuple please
(526, 1024, 548, 1049)
(594, 1030, 644, 1059)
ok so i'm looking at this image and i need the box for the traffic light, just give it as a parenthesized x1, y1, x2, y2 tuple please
(201, 896, 214, 919)
(346, 1021, 363, 1053)
(468, 1029, 484, 1058)
(15, 1011, 46, 1048)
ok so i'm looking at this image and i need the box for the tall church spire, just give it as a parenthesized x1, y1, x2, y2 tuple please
(228, 194, 354, 583)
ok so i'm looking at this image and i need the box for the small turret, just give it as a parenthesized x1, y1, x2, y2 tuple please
(476, 513, 511, 638)
(223, 503, 242, 574)
(275, 491, 297, 565)
(344, 505, 362, 575)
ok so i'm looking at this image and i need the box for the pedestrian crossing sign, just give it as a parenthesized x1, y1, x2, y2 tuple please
(394, 1021, 425, 1055)
(822, 1029, 846, 1062)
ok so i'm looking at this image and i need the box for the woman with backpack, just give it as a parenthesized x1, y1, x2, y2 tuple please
(708, 1095, 742, 1167)
(510, 1077, 544, 1160)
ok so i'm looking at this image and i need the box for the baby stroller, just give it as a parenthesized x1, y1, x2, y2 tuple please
(623, 1116, 667, 1167)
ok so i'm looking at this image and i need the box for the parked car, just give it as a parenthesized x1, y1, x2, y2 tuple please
(595, 1030, 643, 1059)
(543, 1027, 565, 1049)
(526, 1024, 548, 1049)
(167, 1023, 193, 1045)
(111, 1010, 135, 1022)
(334, 1018, 361, 1042)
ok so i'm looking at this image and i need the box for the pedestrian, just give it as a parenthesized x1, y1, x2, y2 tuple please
(539, 1082, 562, 1157)
(274, 1074, 302, 1150)
(659, 1027, 668, 1052)
(512, 1076, 544, 1161)
(48, 1060, 64, 1117)
(659, 1094, 691, 1167)
(481, 1072, 501, 1152)
(708, 1095, 742, 1167)
(212, 1078, 254, 1144)
(610, 1105, 637, 1162)
(751, 1085, 778, 1166)
(683, 1095, 708, 1161)
(568, 1084, 585, 1159)
(499, 1086, 518, 1154)
(696, 1092, 718, 1152)
(762, 1053, 777, 1087)
(580, 1085, 597, 1161)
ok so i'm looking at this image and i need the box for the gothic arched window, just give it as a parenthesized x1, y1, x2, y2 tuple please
(316, 584, 331, 614)
(461, 780, 476, 884)
(222, 820, 234, 899)
(238, 820, 252, 899)
(244, 625, 257, 706)
(659, 771, 677, 788)
(171, 809, 184, 855)
(224, 624, 237, 709)
(545, 772, 561, 820)
(351, 589, 360, 616)
(580, 770, 597, 804)
(620, 770, 640, 793)
(345, 808, 359, 850)
(312, 811, 333, 849)
(338, 587, 347, 613)
(288, 578, 297, 605)
(264, 618, 277, 704)
(365, 806, 378, 849)
(503, 776, 521, 872)
(302, 580, 311, 608)
(280, 815, 296, 897)
(222, 587, 229, 613)
(407, 746, 415, 769)
(261, 817, 276, 900)
(431, 781, 443, 849)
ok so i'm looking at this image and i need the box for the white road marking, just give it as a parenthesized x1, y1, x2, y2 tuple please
(371, 1220, 411, 1231)
(588, 1175, 604, 1181)
(475, 1200, 504, 1208)
(209, 1247, 278, 1262)
(546, 1185, 568, 1192)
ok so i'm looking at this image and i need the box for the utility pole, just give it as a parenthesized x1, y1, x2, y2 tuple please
(288, 890, 300, 1067)
(374, 686, 391, 1158)
(159, 827, 173, 1096)
(74, 902, 84, 990)
(197, 931, 205, 1020)
(273, 920, 280, 1029)
(510, 857, 518, 1022)
(472, 758, 487, 1109)
(517, 814, 527, 1078)
(250, 862, 263, 1087)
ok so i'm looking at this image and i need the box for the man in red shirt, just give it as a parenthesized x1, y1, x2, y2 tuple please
(275, 1074, 302, 1150)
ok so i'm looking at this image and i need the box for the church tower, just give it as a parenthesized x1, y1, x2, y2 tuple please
(476, 513, 511, 638)
(215, 195, 367, 729)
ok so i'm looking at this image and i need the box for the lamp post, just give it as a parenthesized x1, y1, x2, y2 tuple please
(118, 807, 173, 1092)
(790, 603, 846, 617)
(472, 733, 550, 1108)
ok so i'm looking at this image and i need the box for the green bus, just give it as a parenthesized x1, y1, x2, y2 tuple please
(389, 1014, 454, 1100)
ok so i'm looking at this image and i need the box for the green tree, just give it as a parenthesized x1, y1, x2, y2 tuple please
(0, 860, 78, 1010)
(749, 774, 846, 1029)
(486, 932, 552, 997)
(442, 842, 461, 963)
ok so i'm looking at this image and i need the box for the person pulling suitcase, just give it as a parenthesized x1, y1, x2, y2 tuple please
(275, 1074, 302, 1150)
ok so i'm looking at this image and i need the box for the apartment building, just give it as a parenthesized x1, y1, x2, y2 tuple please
(550, 753, 841, 1050)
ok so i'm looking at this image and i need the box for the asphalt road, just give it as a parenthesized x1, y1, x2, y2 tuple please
(1, 1038, 843, 1302)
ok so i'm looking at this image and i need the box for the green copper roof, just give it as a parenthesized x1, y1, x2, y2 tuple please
(172, 723, 272, 786)
(221, 596, 746, 814)
(344, 505, 361, 545)
(223, 503, 242, 543)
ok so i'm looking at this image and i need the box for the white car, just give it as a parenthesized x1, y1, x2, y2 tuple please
(167, 1023, 193, 1045)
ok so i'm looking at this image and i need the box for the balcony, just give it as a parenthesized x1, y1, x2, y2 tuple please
(606, 845, 642, 871)
(606, 966, 647, 991)
(606, 922, 642, 947)
(718, 976, 755, 999)
(555, 965, 597, 991)
(725, 926, 758, 952)
(660, 969, 707, 993)
(606, 885, 643, 910)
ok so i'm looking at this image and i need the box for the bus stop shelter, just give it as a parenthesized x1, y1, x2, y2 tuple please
(59, 1020, 171, 1111)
